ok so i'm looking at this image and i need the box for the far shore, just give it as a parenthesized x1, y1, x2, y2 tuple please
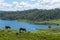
(17, 19, 60, 25)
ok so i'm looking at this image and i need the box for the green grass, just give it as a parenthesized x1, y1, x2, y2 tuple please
(32, 19, 60, 25)
(0, 29, 60, 40)
(18, 19, 29, 22)
(37, 28, 60, 33)
(17, 19, 60, 25)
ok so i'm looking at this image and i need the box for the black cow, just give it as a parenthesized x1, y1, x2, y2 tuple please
(19, 27, 26, 32)
(5, 26, 11, 29)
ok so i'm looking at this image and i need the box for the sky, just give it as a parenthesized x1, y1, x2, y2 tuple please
(0, 0, 60, 11)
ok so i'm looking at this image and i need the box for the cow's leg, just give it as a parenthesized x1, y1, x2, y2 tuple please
(25, 29, 26, 32)
(19, 30, 21, 33)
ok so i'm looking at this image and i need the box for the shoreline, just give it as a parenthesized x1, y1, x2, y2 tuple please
(0, 19, 60, 25)
(17, 19, 60, 25)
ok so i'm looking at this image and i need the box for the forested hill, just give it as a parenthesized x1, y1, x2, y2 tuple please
(0, 8, 60, 21)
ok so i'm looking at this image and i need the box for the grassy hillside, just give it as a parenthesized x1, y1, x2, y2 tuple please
(17, 19, 60, 25)
(0, 30, 60, 40)
(0, 8, 60, 21)
(0, 8, 60, 25)
(32, 19, 60, 25)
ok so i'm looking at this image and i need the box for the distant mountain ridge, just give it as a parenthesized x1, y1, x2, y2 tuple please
(0, 8, 60, 21)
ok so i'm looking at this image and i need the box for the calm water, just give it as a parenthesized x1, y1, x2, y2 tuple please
(0, 20, 60, 32)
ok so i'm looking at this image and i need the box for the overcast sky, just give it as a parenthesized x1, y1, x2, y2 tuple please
(0, 0, 60, 11)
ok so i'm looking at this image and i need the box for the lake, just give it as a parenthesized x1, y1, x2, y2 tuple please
(0, 20, 60, 32)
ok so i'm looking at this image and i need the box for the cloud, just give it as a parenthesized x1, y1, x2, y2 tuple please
(0, 0, 13, 11)
(30, 0, 36, 1)
(0, 0, 4, 2)
(0, 0, 60, 11)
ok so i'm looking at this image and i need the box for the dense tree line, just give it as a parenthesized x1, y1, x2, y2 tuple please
(0, 8, 60, 21)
